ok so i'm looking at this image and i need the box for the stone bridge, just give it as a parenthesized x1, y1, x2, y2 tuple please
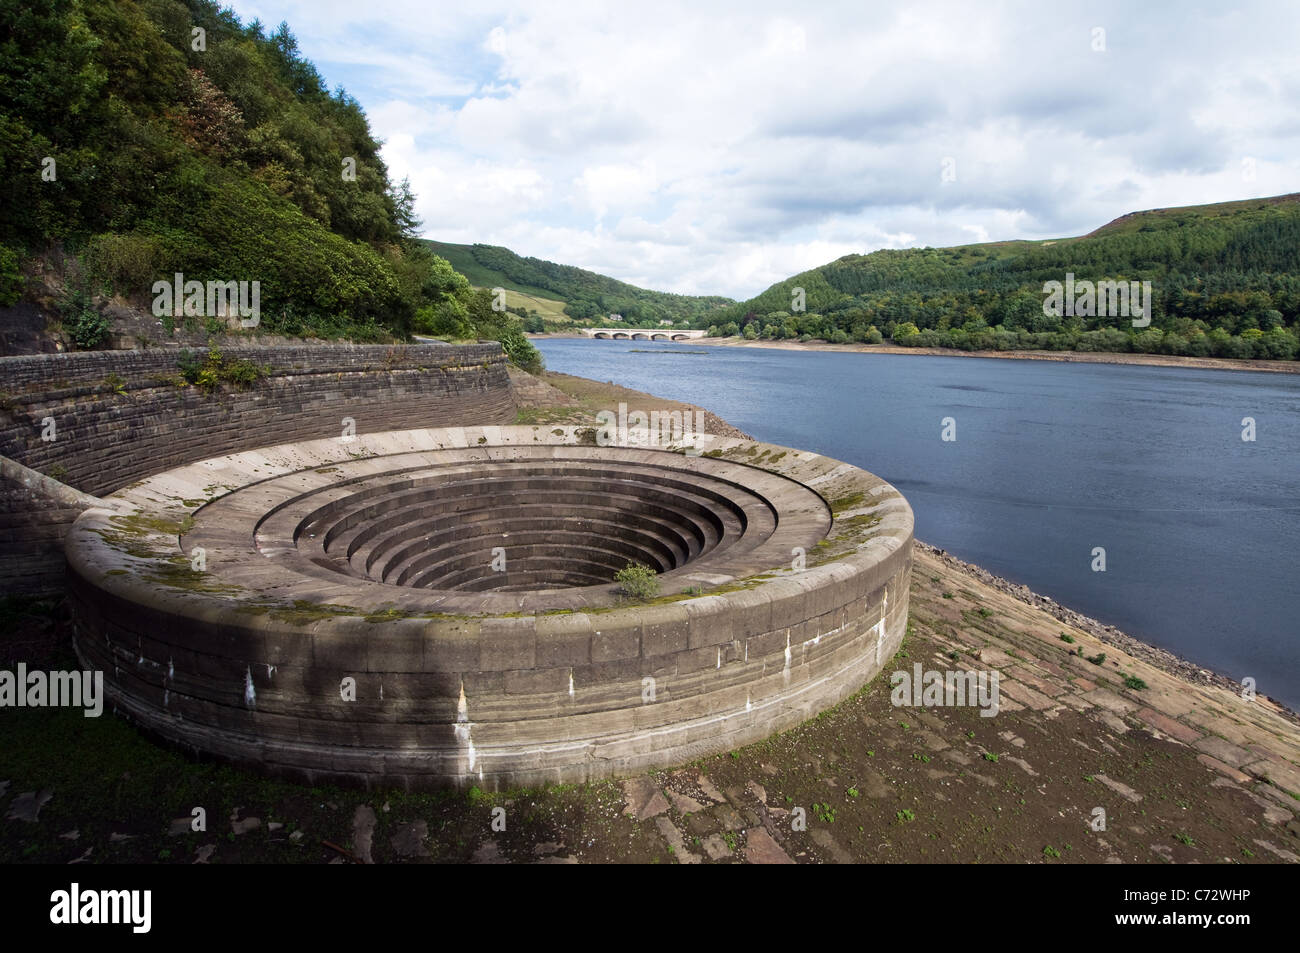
(582, 328, 707, 341)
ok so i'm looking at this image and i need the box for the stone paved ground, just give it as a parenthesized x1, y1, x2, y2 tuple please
(588, 541, 1299, 864)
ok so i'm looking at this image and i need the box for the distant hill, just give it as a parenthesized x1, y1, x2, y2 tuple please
(423, 240, 733, 326)
(711, 194, 1300, 360)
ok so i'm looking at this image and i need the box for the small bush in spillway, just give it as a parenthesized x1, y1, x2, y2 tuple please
(615, 561, 660, 601)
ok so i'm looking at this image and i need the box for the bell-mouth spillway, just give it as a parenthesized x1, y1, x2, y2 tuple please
(238, 449, 830, 605)
(64, 425, 913, 790)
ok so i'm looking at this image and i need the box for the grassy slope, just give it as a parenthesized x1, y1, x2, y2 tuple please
(500, 289, 573, 324)
(1084, 192, 1300, 238)
(423, 241, 561, 300)
(421, 239, 733, 322)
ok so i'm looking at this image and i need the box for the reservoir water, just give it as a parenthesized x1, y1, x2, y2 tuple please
(535, 338, 1300, 709)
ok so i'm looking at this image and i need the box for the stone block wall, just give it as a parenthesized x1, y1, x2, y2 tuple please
(0, 343, 515, 592)
(67, 542, 911, 790)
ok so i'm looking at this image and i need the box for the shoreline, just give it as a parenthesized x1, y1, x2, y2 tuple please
(526, 367, 1297, 724)
(913, 541, 1297, 725)
(532, 332, 1300, 375)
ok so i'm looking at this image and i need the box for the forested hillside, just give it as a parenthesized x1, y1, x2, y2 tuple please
(424, 240, 733, 326)
(0, 0, 539, 369)
(713, 194, 1300, 360)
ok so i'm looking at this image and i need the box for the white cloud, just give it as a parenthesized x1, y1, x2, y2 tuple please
(575, 161, 659, 219)
(226, 0, 1300, 299)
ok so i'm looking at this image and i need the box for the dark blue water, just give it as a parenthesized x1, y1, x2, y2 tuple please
(537, 338, 1300, 708)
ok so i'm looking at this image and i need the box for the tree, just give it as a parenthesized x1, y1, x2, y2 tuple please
(391, 176, 421, 239)
(892, 322, 921, 343)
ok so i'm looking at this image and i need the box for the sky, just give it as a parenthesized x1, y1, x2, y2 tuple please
(226, 0, 1300, 301)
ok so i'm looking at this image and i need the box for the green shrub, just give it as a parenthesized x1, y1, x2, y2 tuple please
(615, 561, 660, 601)
(413, 300, 473, 339)
(85, 232, 163, 299)
(60, 282, 111, 349)
(175, 347, 267, 391)
(494, 322, 544, 373)
(0, 245, 23, 306)
(176, 349, 203, 384)
(411, 306, 437, 335)
(220, 357, 267, 388)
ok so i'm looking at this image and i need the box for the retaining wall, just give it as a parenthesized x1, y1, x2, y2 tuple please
(0, 343, 515, 592)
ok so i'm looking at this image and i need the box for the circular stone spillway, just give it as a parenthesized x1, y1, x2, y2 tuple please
(65, 426, 913, 790)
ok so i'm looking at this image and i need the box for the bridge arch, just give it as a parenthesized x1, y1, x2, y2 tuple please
(585, 328, 706, 341)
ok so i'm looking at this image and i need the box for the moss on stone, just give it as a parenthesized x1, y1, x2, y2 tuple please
(143, 558, 245, 595)
(829, 492, 866, 514)
(837, 513, 883, 531)
(269, 601, 360, 626)
(363, 607, 409, 624)
(108, 512, 194, 538)
(92, 528, 164, 560)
